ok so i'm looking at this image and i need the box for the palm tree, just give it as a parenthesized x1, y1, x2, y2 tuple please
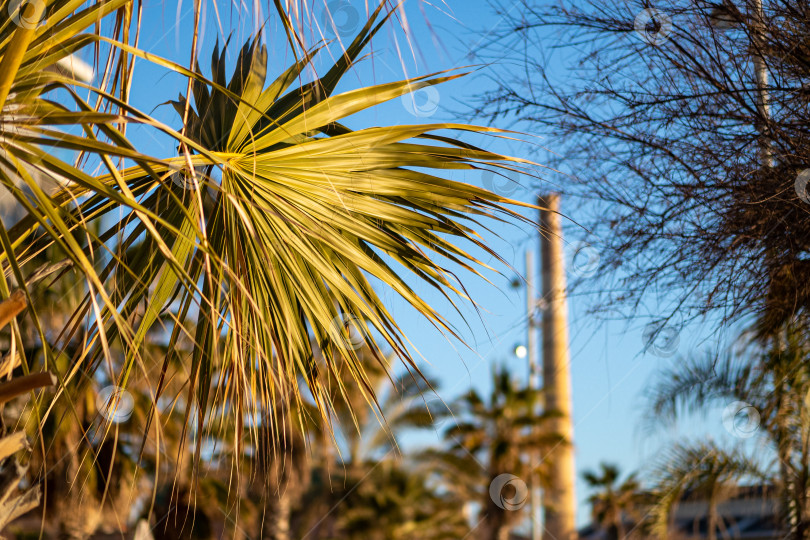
(0, 1, 179, 532)
(1, 4, 539, 537)
(1, 258, 148, 538)
(425, 365, 564, 540)
(330, 458, 469, 540)
(582, 463, 641, 540)
(0, 290, 55, 530)
(288, 346, 450, 539)
(648, 442, 763, 540)
(252, 400, 311, 540)
(193, 342, 444, 540)
(646, 330, 810, 536)
(326, 373, 456, 539)
(18, 352, 152, 539)
(1, 0, 534, 488)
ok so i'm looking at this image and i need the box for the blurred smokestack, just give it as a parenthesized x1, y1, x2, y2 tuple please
(539, 193, 577, 540)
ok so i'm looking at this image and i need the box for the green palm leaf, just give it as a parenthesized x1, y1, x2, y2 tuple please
(3, 1, 535, 461)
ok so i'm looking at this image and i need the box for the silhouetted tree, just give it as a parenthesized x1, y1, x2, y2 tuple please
(583, 463, 642, 540)
(473, 0, 810, 336)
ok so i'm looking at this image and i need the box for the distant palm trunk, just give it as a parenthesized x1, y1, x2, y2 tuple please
(258, 409, 306, 540)
(263, 490, 291, 540)
(614, 505, 626, 539)
(707, 490, 718, 540)
(480, 514, 510, 540)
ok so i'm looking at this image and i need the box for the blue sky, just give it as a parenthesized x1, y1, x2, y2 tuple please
(109, 0, 767, 528)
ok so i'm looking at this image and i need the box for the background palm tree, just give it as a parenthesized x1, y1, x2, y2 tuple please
(0, 288, 56, 532)
(289, 346, 450, 539)
(648, 442, 764, 540)
(582, 463, 641, 540)
(254, 400, 311, 540)
(185, 342, 451, 540)
(424, 365, 564, 540)
(329, 458, 468, 540)
(18, 352, 153, 539)
(646, 329, 810, 536)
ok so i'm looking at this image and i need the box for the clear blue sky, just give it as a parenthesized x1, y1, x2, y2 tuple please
(112, 0, 759, 529)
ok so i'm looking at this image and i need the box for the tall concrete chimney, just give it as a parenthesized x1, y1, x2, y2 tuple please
(538, 193, 577, 540)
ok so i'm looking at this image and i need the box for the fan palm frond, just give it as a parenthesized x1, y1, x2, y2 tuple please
(3, 1, 536, 463)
